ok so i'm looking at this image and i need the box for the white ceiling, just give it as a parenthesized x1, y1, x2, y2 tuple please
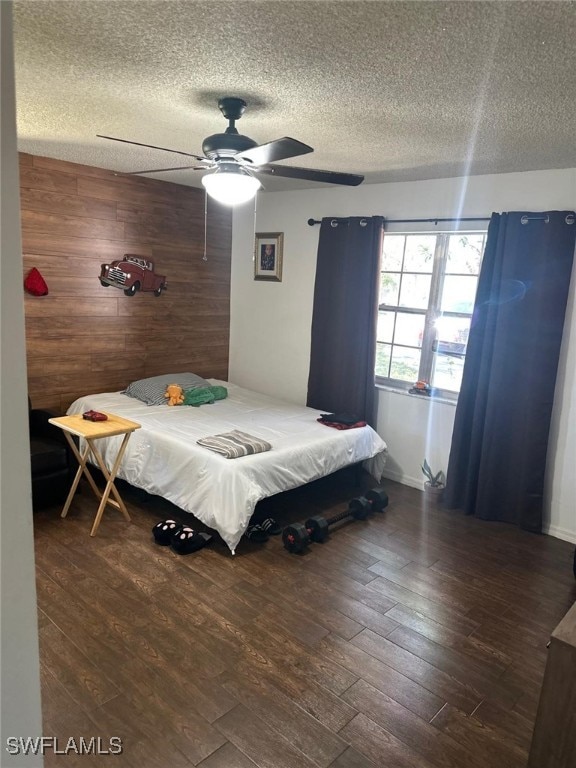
(13, 0, 576, 193)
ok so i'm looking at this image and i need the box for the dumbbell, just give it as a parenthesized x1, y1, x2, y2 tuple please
(282, 488, 388, 554)
(348, 487, 389, 517)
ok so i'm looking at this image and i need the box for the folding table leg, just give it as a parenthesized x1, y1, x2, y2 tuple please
(89, 433, 132, 537)
(60, 435, 101, 518)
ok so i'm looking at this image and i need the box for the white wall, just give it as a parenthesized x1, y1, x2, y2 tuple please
(0, 3, 44, 764)
(230, 167, 576, 543)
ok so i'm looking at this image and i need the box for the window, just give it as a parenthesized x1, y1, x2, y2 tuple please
(375, 231, 487, 396)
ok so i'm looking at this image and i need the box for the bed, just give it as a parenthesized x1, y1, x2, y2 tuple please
(67, 379, 387, 552)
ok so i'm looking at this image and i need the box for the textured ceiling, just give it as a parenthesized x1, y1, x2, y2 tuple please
(12, 0, 576, 192)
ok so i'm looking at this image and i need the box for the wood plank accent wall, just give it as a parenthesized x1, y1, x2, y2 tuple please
(20, 153, 232, 412)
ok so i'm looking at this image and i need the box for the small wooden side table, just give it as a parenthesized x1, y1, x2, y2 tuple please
(49, 413, 141, 536)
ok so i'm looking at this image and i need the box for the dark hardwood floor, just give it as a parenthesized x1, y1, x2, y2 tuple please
(33, 476, 576, 767)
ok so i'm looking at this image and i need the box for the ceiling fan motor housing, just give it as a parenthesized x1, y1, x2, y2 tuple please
(202, 96, 258, 159)
(202, 131, 257, 160)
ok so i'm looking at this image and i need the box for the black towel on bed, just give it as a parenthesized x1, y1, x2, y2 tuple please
(319, 412, 361, 425)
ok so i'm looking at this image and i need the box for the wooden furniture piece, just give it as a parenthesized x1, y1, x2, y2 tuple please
(528, 600, 576, 768)
(49, 413, 141, 536)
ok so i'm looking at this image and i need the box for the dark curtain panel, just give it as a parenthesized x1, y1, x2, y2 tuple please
(307, 216, 384, 425)
(444, 211, 576, 532)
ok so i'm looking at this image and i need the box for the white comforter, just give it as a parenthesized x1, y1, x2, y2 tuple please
(67, 381, 387, 552)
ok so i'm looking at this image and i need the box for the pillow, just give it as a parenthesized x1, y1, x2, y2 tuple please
(123, 373, 211, 406)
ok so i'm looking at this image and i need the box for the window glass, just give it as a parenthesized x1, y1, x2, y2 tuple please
(380, 273, 400, 305)
(377, 311, 395, 344)
(390, 346, 421, 382)
(399, 274, 432, 309)
(375, 230, 486, 396)
(375, 342, 391, 378)
(435, 315, 471, 355)
(446, 234, 483, 274)
(440, 276, 478, 313)
(403, 236, 436, 272)
(382, 236, 404, 271)
(432, 353, 465, 392)
(394, 313, 425, 347)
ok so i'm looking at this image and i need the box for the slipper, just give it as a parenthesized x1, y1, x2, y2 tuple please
(152, 519, 184, 545)
(260, 517, 282, 536)
(171, 527, 213, 555)
(244, 524, 269, 543)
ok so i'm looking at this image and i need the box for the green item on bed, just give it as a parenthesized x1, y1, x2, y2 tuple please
(182, 385, 228, 407)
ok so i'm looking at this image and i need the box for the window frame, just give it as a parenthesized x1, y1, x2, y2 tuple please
(375, 229, 487, 399)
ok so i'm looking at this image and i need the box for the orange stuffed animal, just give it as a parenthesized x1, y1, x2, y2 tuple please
(164, 383, 184, 406)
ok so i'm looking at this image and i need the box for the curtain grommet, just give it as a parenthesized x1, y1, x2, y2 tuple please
(330, 219, 338, 228)
(566, 214, 575, 225)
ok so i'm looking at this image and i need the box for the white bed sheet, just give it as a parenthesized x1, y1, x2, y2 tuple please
(67, 380, 387, 553)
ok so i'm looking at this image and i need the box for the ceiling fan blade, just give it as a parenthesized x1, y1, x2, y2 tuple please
(119, 165, 209, 176)
(238, 137, 313, 166)
(97, 134, 208, 162)
(260, 164, 364, 187)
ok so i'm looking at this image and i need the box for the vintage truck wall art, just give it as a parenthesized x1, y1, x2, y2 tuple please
(99, 255, 167, 296)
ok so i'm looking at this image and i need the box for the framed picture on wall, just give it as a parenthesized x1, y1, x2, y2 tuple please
(254, 232, 283, 282)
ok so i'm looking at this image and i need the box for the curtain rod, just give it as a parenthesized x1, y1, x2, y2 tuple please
(307, 216, 490, 226)
(308, 214, 574, 226)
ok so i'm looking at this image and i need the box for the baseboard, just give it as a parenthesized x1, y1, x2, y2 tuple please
(382, 468, 423, 491)
(383, 470, 576, 545)
(543, 523, 576, 545)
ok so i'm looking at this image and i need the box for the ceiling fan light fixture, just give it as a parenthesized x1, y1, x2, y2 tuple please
(201, 164, 260, 206)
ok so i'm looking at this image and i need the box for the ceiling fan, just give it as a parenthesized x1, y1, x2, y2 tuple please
(97, 97, 364, 205)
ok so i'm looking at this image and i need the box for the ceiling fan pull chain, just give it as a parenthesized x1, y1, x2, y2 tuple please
(203, 189, 208, 262)
(252, 193, 258, 262)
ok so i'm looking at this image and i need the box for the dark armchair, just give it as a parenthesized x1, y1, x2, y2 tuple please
(28, 399, 75, 509)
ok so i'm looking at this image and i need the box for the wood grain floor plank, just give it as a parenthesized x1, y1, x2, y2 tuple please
(351, 629, 481, 715)
(431, 704, 527, 768)
(337, 530, 411, 569)
(385, 625, 521, 707)
(368, 560, 509, 618)
(218, 670, 348, 767)
(386, 604, 513, 675)
(197, 741, 259, 768)
(249, 615, 359, 695)
(342, 679, 488, 768)
(429, 556, 575, 610)
(39, 622, 120, 711)
(41, 708, 114, 768)
(472, 698, 535, 752)
(317, 570, 400, 615)
(340, 713, 436, 768)
(214, 704, 318, 768)
(322, 634, 445, 721)
(276, 569, 399, 634)
(355, 528, 442, 568)
(384, 602, 486, 646)
(119, 738, 195, 768)
(328, 746, 378, 768)
(176, 588, 358, 732)
(34, 479, 575, 768)
(232, 578, 364, 641)
(301, 547, 381, 587)
(367, 574, 487, 632)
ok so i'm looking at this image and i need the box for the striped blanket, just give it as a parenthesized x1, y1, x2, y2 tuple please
(196, 430, 272, 459)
